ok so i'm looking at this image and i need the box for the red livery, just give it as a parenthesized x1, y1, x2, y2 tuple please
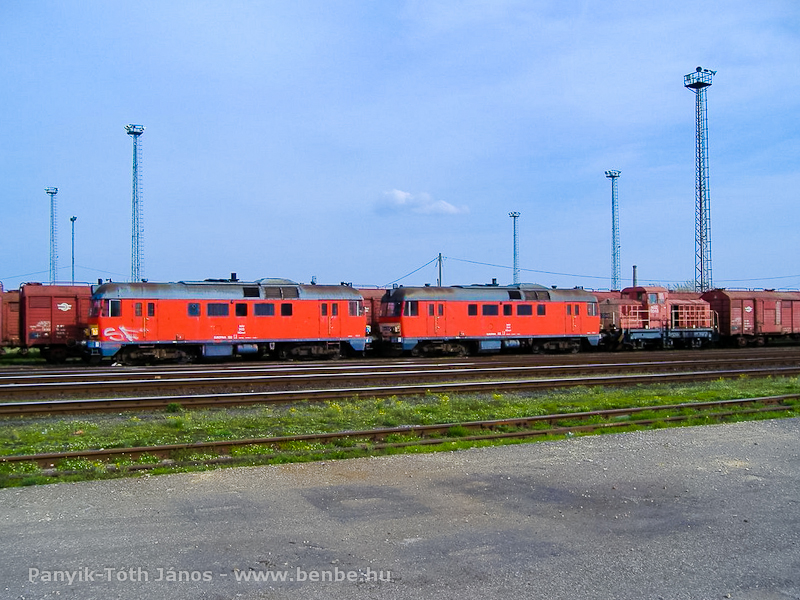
(596, 286, 715, 350)
(376, 283, 600, 356)
(86, 278, 368, 363)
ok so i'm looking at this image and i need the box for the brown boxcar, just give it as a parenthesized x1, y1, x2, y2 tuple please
(1, 285, 21, 350)
(701, 289, 800, 346)
(19, 283, 93, 362)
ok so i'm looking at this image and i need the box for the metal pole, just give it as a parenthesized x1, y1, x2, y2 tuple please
(44, 187, 58, 283)
(509, 212, 520, 284)
(70, 216, 77, 285)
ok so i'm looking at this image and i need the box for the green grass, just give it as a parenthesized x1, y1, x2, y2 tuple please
(1, 375, 799, 486)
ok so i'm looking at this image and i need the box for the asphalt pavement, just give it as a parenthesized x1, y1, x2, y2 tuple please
(2, 418, 799, 600)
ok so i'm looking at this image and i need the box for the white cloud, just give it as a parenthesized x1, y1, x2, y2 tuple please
(379, 189, 469, 216)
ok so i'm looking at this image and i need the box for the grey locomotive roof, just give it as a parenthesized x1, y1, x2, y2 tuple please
(92, 280, 363, 301)
(385, 284, 598, 303)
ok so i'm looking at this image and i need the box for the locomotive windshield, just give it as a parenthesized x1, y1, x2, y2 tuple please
(381, 301, 402, 317)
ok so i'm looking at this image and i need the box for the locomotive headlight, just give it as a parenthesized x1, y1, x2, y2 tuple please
(90, 325, 99, 337)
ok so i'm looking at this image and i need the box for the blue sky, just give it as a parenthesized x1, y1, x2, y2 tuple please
(1, 1, 799, 291)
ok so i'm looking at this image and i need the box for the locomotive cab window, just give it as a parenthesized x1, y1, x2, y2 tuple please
(255, 303, 275, 316)
(403, 301, 419, 317)
(104, 299, 121, 318)
(587, 302, 598, 317)
(349, 300, 364, 317)
(188, 303, 201, 317)
(381, 302, 401, 317)
(208, 303, 229, 317)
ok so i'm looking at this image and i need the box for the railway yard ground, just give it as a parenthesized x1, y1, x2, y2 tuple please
(1, 351, 799, 598)
(1, 418, 798, 599)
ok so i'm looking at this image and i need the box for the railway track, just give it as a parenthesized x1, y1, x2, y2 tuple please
(2, 349, 800, 399)
(2, 361, 800, 417)
(2, 395, 796, 474)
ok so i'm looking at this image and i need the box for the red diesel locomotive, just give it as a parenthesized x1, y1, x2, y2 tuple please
(596, 286, 715, 350)
(86, 278, 368, 364)
(376, 283, 600, 356)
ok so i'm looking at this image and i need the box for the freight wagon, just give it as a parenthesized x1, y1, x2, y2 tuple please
(0, 283, 91, 362)
(701, 289, 800, 346)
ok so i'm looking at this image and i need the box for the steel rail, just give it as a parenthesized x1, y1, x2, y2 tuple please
(2, 355, 799, 402)
(2, 365, 800, 417)
(2, 395, 796, 470)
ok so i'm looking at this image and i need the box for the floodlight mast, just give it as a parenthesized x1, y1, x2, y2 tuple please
(684, 67, 715, 292)
(126, 124, 145, 282)
(604, 170, 621, 290)
(70, 216, 77, 285)
(44, 187, 59, 283)
(509, 212, 521, 284)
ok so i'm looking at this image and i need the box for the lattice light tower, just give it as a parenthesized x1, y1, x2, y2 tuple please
(44, 187, 59, 283)
(509, 212, 521, 284)
(126, 124, 145, 282)
(605, 170, 621, 290)
(684, 67, 716, 292)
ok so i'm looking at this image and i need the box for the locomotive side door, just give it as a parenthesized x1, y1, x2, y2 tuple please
(426, 302, 443, 337)
(137, 300, 158, 341)
(320, 302, 342, 338)
(565, 303, 578, 334)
